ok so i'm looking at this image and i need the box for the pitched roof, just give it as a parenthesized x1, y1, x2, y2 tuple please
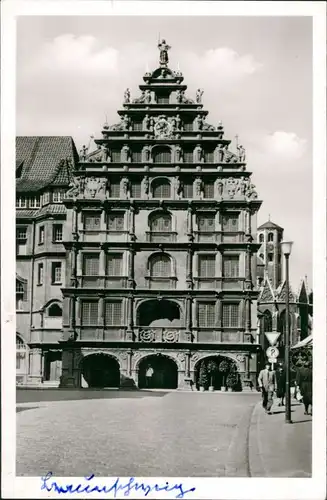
(258, 276, 276, 302)
(275, 280, 296, 302)
(16, 136, 78, 192)
(35, 204, 67, 217)
(257, 220, 283, 231)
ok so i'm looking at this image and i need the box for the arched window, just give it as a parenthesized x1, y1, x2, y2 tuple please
(150, 254, 171, 277)
(259, 253, 264, 261)
(259, 234, 264, 243)
(16, 278, 27, 310)
(268, 253, 273, 262)
(152, 178, 171, 198)
(263, 310, 272, 332)
(149, 213, 172, 232)
(152, 147, 172, 163)
(16, 335, 27, 371)
(268, 232, 274, 242)
(48, 303, 62, 317)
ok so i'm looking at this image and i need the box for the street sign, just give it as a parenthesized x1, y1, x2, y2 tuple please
(265, 331, 281, 346)
(268, 357, 277, 364)
(266, 346, 279, 359)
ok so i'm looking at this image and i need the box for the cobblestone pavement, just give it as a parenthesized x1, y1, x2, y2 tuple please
(16, 391, 259, 477)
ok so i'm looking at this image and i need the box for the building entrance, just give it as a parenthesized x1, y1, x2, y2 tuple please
(81, 354, 120, 388)
(138, 354, 178, 389)
(194, 355, 238, 391)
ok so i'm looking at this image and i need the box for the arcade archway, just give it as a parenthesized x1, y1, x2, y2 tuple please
(138, 354, 178, 389)
(194, 355, 239, 391)
(81, 353, 120, 388)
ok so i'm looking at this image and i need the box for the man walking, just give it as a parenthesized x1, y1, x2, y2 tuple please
(258, 362, 277, 414)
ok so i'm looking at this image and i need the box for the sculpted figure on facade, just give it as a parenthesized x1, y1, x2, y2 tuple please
(195, 177, 203, 197)
(149, 116, 155, 132)
(121, 177, 130, 198)
(176, 176, 183, 198)
(237, 144, 246, 162)
(122, 145, 131, 163)
(175, 114, 182, 131)
(143, 145, 151, 162)
(124, 88, 131, 103)
(133, 91, 146, 104)
(66, 176, 83, 198)
(226, 177, 237, 199)
(143, 175, 149, 195)
(217, 179, 224, 198)
(195, 145, 203, 163)
(196, 114, 203, 131)
(98, 178, 110, 198)
(122, 114, 130, 130)
(158, 39, 171, 66)
(79, 145, 87, 162)
(238, 176, 249, 196)
(176, 89, 183, 104)
(175, 145, 183, 162)
(217, 144, 224, 162)
(196, 88, 204, 104)
(101, 144, 109, 162)
(246, 183, 258, 200)
(145, 90, 152, 104)
(144, 114, 150, 131)
(170, 116, 176, 132)
(85, 177, 101, 198)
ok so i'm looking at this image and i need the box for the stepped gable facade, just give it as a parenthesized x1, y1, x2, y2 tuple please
(58, 41, 263, 390)
(16, 136, 79, 385)
(257, 219, 312, 360)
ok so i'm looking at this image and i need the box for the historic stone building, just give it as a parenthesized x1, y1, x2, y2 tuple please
(16, 136, 78, 385)
(58, 41, 263, 390)
(256, 219, 313, 361)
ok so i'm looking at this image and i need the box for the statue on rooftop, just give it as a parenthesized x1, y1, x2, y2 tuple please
(196, 88, 204, 104)
(124, 88, 131, 104)
(237, 144, 246, 162)
(196, 114, 203, 131)
(144, 114, 150, 131)
(145, 90, 152, 104)
(158, 39, 171, 67)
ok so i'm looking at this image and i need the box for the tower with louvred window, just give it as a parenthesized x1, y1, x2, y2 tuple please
(59, 40, 263, 390)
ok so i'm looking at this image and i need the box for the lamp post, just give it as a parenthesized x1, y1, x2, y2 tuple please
(281, 240, 293, 424)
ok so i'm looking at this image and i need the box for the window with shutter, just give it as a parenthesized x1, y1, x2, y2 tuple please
(157, 93, 170, 104)
(204, 151, 214, 163)
(223, 256, 239, 277)
(53, 224, 63, 242)
(197, 302, 215, 327)
(198, 255, 216, 277)
(108, 213, 125, 231)
(53, 191, 63, 203)
(51, 262, 62, 284)
(150, 213, 172, 232)
(150, 254, 171, 277)
(133, 121, 143, 131)
(105, 301, 122, 325)
(203, 181, 214, 199)
(222, 214, 239, 231)
(107, 254, 123, 276)
(222, 303, 239, 327)
(152, 179, 171, 198)
(84, 214, 101, 231)
(130, 181, 141, 198)
(131, 151, 142, 163)
(183, 181, 193, 198)
(183, 150, 194, 163)
(83, 254, 99, 275)
(153, 148, 171, 163)
(81, 301, 98, 326)
(183, 122, 193, 132)
(197, 214, 215, 232)
(16, 227, 27, 240)
(111, 150, 121, 163)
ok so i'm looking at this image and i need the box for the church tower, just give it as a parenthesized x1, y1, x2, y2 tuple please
(257, 220, 283, 289)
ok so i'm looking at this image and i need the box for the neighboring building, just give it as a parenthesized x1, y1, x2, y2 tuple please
(16, 136, 79, 385)
(257, 219, 313, 362)
(58, 41, 263, 390)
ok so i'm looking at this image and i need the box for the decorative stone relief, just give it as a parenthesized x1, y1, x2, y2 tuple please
(153, 115, 173, 139)
(196, 88, 204, 103)
(162, 330, 180, 343)
(139, 329, 155, 342)
(85, 177, 109, 199)
(177, 352, 186, 362)
(123, 88, 131, 103)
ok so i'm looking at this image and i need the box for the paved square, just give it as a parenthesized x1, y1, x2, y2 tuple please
(16, 390, 258, 477)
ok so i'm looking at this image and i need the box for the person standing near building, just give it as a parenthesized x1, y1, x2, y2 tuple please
(258, 362, 277, 415)
(145, 364, 154, 389)
(276, 363, 286, 406)
(295, 361, 312, 415)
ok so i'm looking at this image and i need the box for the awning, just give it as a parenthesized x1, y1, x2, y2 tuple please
(291, 334, 313, 350)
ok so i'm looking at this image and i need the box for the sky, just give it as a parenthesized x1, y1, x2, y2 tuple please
(16, 15, 313, 290)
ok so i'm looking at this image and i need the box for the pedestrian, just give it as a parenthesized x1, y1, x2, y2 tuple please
(295, 361, 312, 415)
(276, 363, 286, 406)
(258, 362, 277, 415)
(145, 364, 154, 389)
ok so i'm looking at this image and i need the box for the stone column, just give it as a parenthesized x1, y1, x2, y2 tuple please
(245, 244, 252, 289)
(186, 247, 193, 290)
(28, 348, 42, 385)
(75, 297, 81, 327)
(126, 293, 134, 341)
(127, 349, 132, 377)
(245, 293, 252, 336)
(185, 351, 191, 378)
(129, 204, 136, 241)
(186, 294, 193, 332)
(187, 204, 194, 241)
(128, 248, 135, 289)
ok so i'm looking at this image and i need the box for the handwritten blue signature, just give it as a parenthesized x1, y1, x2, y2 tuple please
(41, 472, 196, 499)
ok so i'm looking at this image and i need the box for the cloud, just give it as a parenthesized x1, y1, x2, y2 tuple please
(261, 131, 307, 161)
(26, 34, 119, 75)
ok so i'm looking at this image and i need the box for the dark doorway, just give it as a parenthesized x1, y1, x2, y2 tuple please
(138, 354, 178, 389)
(137, 299, 181, 327)
(194, 356, 237, 391)
(44, 351, 62, 381)
(81, 354, 120, 388)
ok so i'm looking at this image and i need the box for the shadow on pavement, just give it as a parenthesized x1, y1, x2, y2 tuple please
(16, 389, 169, 404)
(16, 406, 40, 413)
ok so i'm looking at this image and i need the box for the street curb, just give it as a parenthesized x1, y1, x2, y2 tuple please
(225, 403, 256, 477)
(248, 401, 267, 477)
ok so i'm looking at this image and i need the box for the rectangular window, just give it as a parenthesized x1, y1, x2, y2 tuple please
(38, 226, 45, 244)
(197, 214, 215, 232)
(105, 301, 122, 326)
(198, 255, 216, 277)
(222, 303, 239, 327)
(110, 181, 121, 198)
(222, 213, 239, 232)
(223, 256, 239, 278)
(157, 94, 170, 104)
(130, 181, 142, 198)
(37, 263, 44, 285)
(81, 301, 98, 326)
(83, 254, 99, 276)
(183, 150, 194, 163)
(108, 213, 124, 231)
(84, 213, 101, 231)
(133, 121, 143, 131)
(203, 181, 214, 199)
(131, 151, 142, 163)
(53, 191, 63, 203)
(53, 224, 63, 242)
(183, 181, 193, 198)
(111, 149, 121, 163)
(183, 122, 193, 132)
(30, 196, 41, 208)
(204, 151, 214, 163)
(197, 302, 216, 328)
(16, 227, 27, 240)
(51, 262, 62, 284)
(107, 254, 123, 276)
(16, 197, 27, 208)
(42, 192, 50, 205)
